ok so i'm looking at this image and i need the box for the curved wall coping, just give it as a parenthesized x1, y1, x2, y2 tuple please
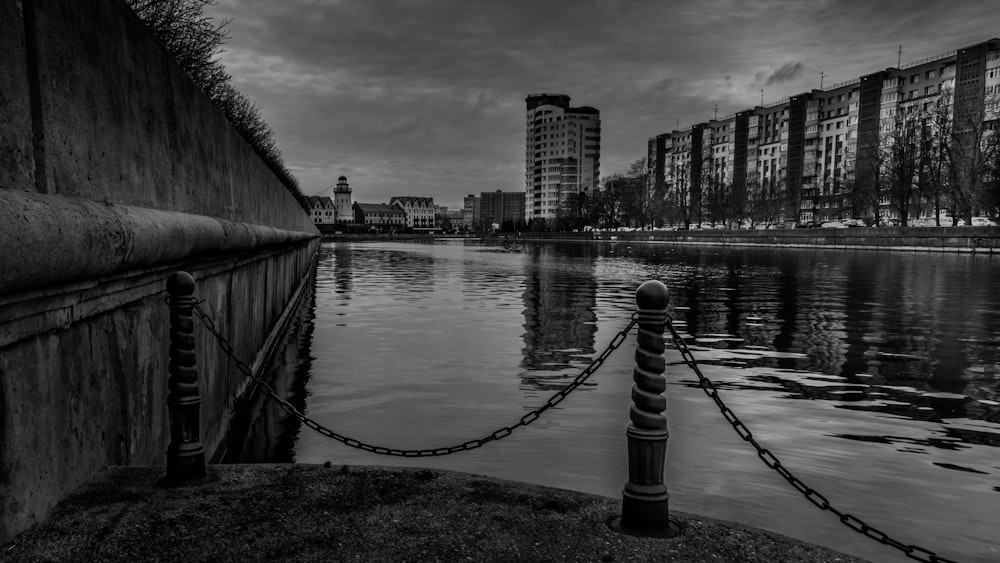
(1, 189, 317, 295)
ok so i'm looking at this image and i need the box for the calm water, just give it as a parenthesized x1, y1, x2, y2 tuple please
(244, 240, 1000, 563)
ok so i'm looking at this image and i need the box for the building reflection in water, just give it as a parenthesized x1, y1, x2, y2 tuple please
(330, 243, 353, 297)
(519, 244, 598, 391)
(633, 245, 999, 446)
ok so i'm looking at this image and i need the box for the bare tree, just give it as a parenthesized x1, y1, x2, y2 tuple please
(622, 158, 657, 228)
(882, 107, 927, 226)
(981, 118, 1000, 219)
(946, 93, 1000, 224)
(598, 176, 628, 230)
(853, 135, 886, 226)
(127, 0, 231, 98)
(128, 0, 305, 203)
(921, 94, 953, 225)
(666, 162, 692, 228)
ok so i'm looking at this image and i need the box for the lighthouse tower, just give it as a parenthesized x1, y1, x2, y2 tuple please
(333, 175, 353, 223)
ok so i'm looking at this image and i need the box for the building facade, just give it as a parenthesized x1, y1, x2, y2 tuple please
(389, 196, 436, 229)
(436, 209, 468, 232)
(479, 189, 526, 229)
(306, 196, 336, 224)
(648, 38, 1000, 227)
(463, 194, 480, 230)
(353, 203, 406, 231)
(526, 94, 600, 221)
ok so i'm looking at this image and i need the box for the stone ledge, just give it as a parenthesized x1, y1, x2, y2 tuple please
(0, 189, 317, 295)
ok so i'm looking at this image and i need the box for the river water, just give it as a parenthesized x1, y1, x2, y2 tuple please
(240, 240, 1000, 563)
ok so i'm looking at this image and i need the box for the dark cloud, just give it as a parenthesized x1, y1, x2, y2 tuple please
(207, 0, 999, 207)
(764, 62, 805, 85)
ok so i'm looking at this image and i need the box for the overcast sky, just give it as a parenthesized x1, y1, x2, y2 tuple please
(207, 0, 997, 210)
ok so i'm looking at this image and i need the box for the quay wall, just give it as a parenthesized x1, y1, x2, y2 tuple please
(1, 0, 319, 543)
(515, 227, 1000, 253)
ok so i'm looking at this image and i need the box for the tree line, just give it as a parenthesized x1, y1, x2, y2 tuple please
(852, 92, 1000, 226)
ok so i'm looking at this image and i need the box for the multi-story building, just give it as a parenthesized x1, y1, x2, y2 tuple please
(435, 209, 468, 232)
(702, 115, 738, 225)
(388, 196, 436, 229)
(463, 194, 480, 230)
(479, 190, 526, 229)
(649, 38, 1000, 227)
(353, 203, 406, 231)
(525, 94, 600, 221)
(306, 196, 336, 224)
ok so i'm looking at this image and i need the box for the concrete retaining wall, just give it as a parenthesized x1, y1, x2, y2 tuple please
(518, 227, 1000, 253)
(1, 0, 319, 543)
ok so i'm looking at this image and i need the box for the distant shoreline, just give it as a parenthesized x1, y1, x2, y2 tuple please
(321, 227, 1000, 253)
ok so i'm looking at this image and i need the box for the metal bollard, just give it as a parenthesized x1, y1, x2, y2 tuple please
(611, 280, 679, 537)
(164, 271, 206, 483)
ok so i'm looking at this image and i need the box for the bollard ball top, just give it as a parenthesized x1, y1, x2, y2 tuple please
(166, 271, 196, 295)
(635, 280, 669, 310)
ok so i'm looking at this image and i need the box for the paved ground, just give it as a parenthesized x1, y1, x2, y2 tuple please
(1, 464, 870, 562)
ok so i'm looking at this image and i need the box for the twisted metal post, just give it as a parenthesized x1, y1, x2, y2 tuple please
(164, 271, 206, 483)
(612, 280, 679, 537)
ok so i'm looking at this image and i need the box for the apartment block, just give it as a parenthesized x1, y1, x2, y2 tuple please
(480, 189, 526, 228)
(526, 94, 600, 221)
(649, 38, 1000, 227)
(463, 193, 480, 230)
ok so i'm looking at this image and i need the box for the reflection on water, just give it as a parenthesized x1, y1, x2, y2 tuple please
(650, 246, 1000, 438)
(521, 245, 598, 389)
(238, 241, 1000, 563)
(222, 272, 316, 463)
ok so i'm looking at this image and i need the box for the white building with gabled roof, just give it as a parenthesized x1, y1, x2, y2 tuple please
(389, 196, 436, 228)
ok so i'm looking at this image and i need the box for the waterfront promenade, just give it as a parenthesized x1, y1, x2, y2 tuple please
(0, 464, 868, 563)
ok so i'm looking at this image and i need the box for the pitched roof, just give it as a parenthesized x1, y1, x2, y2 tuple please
(389, 196, 434, 207)
(306, 196, 335, 209)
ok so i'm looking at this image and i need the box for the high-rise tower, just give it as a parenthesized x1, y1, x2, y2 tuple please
(333, 175, 353, 223)
(525, 94, 600, 221)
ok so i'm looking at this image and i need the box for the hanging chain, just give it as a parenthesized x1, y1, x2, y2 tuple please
(192, 300, 637, 457)
(664, 318, 958, 563)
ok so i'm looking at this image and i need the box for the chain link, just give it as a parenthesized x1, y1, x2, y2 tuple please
(192, 300, 637, 457)
(665, 318, 959, 563)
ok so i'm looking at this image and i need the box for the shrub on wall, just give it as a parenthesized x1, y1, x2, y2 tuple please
(127, 0, 307, 209)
